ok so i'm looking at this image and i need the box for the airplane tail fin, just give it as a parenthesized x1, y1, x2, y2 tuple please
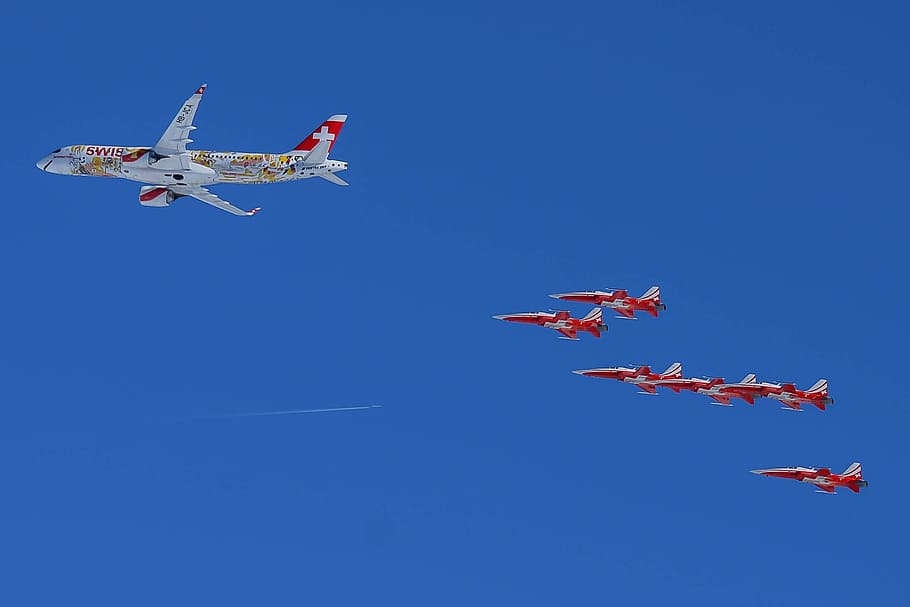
(640, 286, 661, 302)
(841, 462, 862, 478)
(582, 307, 604, 324)
(292, 114, 347, 164)
(660, 362, 683, 378)
(807, 379, 828, 395)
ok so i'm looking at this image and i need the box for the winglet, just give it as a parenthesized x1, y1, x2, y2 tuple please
(195, 83, 208, 95)
(247, 207, 261, 216)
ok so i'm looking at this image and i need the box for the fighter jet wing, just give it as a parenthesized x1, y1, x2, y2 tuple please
(557, 328, 578, 340)
(615, 307, 636, 319)
(182, 186, 260, 216)
(711, 395, 733, 406)
(153, 84, 208, 168)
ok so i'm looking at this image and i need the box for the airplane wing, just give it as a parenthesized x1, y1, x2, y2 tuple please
(319, 172, 349, 186)
(557, 328, 578, 340)
(615, 307, 636, 319)
(774, 395, 802, 411)
(153, 84, 208, 168)
(182, 186, 260, 216)
(638, 383, 657, 394)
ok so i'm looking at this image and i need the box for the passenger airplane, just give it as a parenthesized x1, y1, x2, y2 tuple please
(36, 84, 348, 216)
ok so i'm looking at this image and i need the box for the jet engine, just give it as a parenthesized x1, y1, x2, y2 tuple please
(139, 186, 184, 207)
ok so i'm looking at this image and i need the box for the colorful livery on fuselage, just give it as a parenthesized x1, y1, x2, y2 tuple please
(37, 84, 349, 216)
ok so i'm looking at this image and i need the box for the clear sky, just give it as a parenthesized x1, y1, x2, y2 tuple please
(3, 1, 908, 605)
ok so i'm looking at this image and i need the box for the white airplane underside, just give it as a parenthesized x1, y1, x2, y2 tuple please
(37, 84, 349, 216)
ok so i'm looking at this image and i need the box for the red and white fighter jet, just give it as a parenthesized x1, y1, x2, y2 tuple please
(549, 286, 666, 319)
(493, 308, 607, 340)
(751, 462, 867, 494)
(766, 379, 834, 411)
(706, 374, 784, 406)
(652, 375, 727, 396)
(573, 362, 683, 394)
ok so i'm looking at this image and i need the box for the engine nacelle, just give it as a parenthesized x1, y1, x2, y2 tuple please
(139, 186, 183, 207)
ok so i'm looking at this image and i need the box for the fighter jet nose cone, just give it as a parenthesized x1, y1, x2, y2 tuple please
(492, 315, 506, 320)
(37, 155, 51, 171)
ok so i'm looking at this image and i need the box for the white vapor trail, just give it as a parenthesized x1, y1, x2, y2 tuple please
(221, 404, 382, 418)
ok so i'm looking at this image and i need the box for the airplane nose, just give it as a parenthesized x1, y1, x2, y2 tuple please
(37, 155, 52, 171)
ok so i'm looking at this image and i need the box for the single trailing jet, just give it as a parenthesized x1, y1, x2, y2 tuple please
(37, 84, 349, 216)
(573, 362, 683, 394)
(549, 286, 666, 318)
(766, 379, 834, 411)
(493, 307, 607, 340)
(751, 463, 867, 494)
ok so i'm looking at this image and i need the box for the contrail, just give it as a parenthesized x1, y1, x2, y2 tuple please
(219, 404, 382, 418)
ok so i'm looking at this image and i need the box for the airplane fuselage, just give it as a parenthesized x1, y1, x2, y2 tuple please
(39, 144, 348, 188)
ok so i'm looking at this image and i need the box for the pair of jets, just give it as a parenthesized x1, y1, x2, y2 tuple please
(493, 286, 664, 340)
(37, 85, 349, 216)
(574, 363, 833, 411)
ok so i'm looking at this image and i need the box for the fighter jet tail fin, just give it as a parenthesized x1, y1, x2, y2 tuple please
(660, 362, 683, 378)
(807, 379, 828, 394)
(582, 307, 603, 324)
(640, 286, 661, 301)
(841, 462, 863, 478)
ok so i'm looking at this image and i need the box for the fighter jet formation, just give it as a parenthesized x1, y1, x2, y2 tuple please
(575, 363, 834, 411)
(495, 285, 866, 494)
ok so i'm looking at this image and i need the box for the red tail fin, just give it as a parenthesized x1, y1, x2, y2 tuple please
(293, 115, 347, 155)
(582, 307, 603, 323)
(639, 286, 661, 302)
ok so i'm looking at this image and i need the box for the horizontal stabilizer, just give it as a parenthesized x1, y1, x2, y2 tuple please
(319, 172, 349, 186)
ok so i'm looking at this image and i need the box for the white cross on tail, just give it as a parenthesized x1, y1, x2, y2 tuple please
(312, 126, 335, 143)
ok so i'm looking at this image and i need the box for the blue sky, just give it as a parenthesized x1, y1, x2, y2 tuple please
(3, 1, 908, 604)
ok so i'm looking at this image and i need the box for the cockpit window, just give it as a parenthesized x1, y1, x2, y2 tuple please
(52, 149, 61, 153)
